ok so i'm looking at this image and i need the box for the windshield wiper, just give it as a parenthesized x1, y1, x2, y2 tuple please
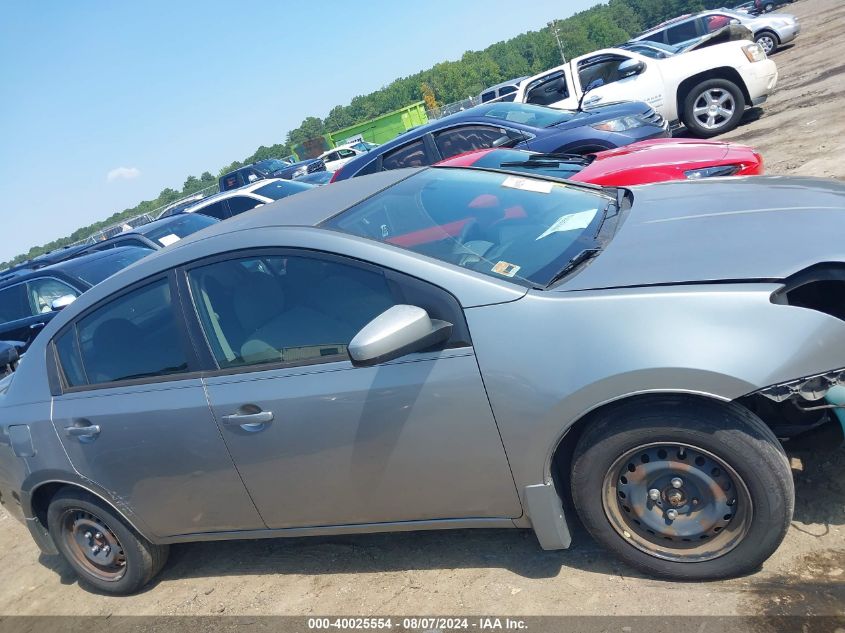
(546, 248, 601, 287)
(500, 153, 594, 169)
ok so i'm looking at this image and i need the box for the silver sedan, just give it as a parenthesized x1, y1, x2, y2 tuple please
(1, 166, 844, 594)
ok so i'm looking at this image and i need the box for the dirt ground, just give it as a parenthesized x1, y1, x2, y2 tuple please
(0, 0, 843, 619)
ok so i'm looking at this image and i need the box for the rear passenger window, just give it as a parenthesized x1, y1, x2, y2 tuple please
(188, 255, 397, 369)
(56, 279, 188, 387)
(227, 196, 261, 216)
(0, 284, 31, 324)
(382, 140, 430, 170)
(197, 202, 228, 221)
(666, 19, 699, 44)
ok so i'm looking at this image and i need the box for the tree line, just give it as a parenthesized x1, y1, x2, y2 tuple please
(3, 0, 724, 269)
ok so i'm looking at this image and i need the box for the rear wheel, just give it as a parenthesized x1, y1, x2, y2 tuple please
(570, 397, 793, 580)
(48, 489, 168, 594)
(682, 79, 746, 138)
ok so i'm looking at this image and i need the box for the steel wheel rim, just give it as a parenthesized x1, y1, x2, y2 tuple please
(61, 509, 127, 581)
(692, 89, 736, 130)
(757, 35, 775, 53)
(601, 442, 752, 562)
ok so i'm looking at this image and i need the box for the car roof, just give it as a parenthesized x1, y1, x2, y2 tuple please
(0, 246, 145, 287)
(186, 178, 285, 209)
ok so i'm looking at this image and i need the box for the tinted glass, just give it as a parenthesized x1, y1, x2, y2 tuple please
(434, 126, 512, 159)
(326, 168, 614, 287)
(227, 196, 262, 216)
(70, 279, 188, 385)
(666, 19, 699, 44)
(578, 55, 630, 89)
(62, 247, 150, 286)
(27, 278, 79, 314)
(141, 213, 218, 246)
(468, 148, 587, 179)
(189, 255, 396, 368)
(484, 103, 575, 127)
(295, 171, 334, 185)
(55, 328, 86, 387)
(382, 140, 429, 170)
(0, 284, 32, 324)
(337, 149, 357, 158)
(197, 201, 229, 220)
(525, 72, 570, 106)
(253, 180, 314, 200)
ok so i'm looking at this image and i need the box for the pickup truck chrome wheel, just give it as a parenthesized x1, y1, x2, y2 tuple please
(60, 509, 127, 581)
(692, 89, 736, 131)
(602, 442, 752, 562)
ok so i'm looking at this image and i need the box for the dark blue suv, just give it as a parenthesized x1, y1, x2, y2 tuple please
(331, 101, 669, 181)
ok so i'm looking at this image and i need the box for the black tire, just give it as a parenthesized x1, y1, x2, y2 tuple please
(755, 30, 780, 55)
(47, 488, 168, 594)
(570, 396, 794, 581)
(682, 78, 746, 138)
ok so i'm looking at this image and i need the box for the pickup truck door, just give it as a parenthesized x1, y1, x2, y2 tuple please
(572, 51, 667, 117)
(521, 66, 580, 111)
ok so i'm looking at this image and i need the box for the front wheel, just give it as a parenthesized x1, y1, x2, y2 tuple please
(47, 488, 169, 594)
(570, 397, 794, 580)
(755, 30, 779, 54)
(682, 79, 746, 138)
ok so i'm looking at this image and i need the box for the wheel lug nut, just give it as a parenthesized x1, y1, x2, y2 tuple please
(95, 532, 103, 539)
(670, 477, 683, 489)
(648, 488, 661, 501)
(103, 545, 111, 554)
(666, 509, 679, 521)
(91, 545, 100, 554)
(84, 531, 92, 539)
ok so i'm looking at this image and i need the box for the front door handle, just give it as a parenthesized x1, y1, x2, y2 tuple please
(221, 410, 274, 428)
(64, 422, 101, 439)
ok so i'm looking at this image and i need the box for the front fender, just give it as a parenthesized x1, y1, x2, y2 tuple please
(467, 283, 845, 493)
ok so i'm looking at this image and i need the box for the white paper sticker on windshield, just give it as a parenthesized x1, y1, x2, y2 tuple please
(157, 233, 181, 247)
(536, 209, 598, 240)
(501, 175, 554, 194)
(492, 261, 521, 278)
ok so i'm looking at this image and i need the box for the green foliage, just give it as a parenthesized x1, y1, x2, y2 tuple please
(2, 0, 723, 270)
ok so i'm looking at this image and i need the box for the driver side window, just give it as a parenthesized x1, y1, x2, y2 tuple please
(27, 278, 79, 314)
(434, 126, 512, 159)
(187, 254, 398, 369)
(525, 71, 569, 106)
(577, 55, 631, 90)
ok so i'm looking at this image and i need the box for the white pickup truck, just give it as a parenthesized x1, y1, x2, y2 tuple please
(513, 38, 778, 137)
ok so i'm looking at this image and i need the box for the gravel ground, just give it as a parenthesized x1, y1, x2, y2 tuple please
(0, 0, 842, 619)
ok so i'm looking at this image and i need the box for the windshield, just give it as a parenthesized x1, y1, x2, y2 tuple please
(142, 213, 218, 246)
(253, 180, 314, 200)
(467, 148, 589, 180)
(484, 103, 577, 128)
(64, 247, 150, 286)
(254, 159, 292, 173)
(324, 168, 615, 287)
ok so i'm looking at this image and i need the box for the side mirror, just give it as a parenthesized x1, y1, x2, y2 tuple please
(0, 341, 20, 369)
(618, 59, 645, 79)
(348, 305, 452, 368)
(51, 295, 77, 311)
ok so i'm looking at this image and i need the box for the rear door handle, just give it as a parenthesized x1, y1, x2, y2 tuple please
(221, 411, 274, 427)
(64, 423, 101, 439)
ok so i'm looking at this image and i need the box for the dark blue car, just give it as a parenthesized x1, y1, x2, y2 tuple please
(331, 101, 669, 181)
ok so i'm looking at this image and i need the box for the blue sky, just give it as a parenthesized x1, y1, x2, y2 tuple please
(0, 0, 599, 262)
